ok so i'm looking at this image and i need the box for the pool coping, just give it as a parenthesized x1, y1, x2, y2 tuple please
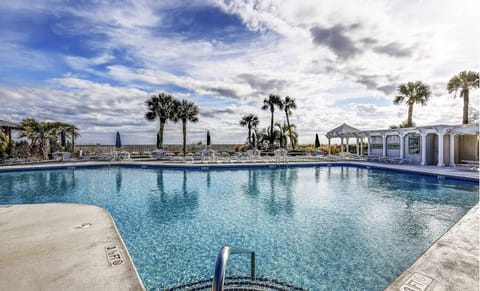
(0, 159, 478, 182)
(0, 160, 478, 290)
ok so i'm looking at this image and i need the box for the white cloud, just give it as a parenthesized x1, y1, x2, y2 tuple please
(1, 0, 479, 145)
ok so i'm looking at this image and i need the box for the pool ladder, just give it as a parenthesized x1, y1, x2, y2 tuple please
(212, 245, 256, 291)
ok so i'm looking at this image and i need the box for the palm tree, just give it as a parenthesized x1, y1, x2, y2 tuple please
(393, 81, 431, 127)
(172, 99, 199, 156)
(274, 122, 298, 149)
(239, 114, 259, 146)
(0, 131, 7, 156)
(447, 71, 479, 124)
(281, 96, 297, 149)
(19, 118, 40, 149)
(145, 93, 176, 149)
(262, 94, 283, 145)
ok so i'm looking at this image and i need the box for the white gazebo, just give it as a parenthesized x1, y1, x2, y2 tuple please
(325, 123, 367, 156)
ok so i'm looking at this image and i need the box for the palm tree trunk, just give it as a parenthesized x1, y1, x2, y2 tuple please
(182, 119, 187, 156)
(158, 121, 165, 149)
(407, 103, 414, 127)
(270, 108, 274, 145)
(463, 89, 469, 124)
(248, 125, 251, 145)
(71, 127, 75, 154)
(285, 111, 294, 150)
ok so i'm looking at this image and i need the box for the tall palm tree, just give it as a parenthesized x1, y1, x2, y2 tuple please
(172, 99, 199, 156)
(281, 96, 297, 149)
(262, 94, 283, 145)
(393, 81, 431, 127)
(145, 93, 176, 149)
(239, 114, 259, 146)
(447, 71, 479, 124)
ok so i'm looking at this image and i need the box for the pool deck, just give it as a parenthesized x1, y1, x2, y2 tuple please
(0, 160, 478, 290)
(0, 203, 145, 291)
(385, 204, 479, 291)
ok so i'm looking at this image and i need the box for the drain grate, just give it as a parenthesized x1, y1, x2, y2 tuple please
(165, 276, 308, 291)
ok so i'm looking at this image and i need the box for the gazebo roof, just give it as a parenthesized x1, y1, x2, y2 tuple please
(0, 119, 22, 130)
(326, 123, 365, 138)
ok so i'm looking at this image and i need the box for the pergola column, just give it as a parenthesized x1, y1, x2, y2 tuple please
(340, 137, 344, 153)
(360, 138, 364, 156)
(449, 133, 456, 166)
(420, 133, 427, 165)
(437, 132, 445, 167)
(356, 137, 360, 155)
(399, 134, 405, 159)
(346, 138, 349, 153)
(367, 136, 370, 155)
(382, 134, 387, 158)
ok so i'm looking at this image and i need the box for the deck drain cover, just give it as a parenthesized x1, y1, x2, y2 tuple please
(73, 223, 92, 229)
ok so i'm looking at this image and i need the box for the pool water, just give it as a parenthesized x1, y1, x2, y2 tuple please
(0, 166, 478, 290)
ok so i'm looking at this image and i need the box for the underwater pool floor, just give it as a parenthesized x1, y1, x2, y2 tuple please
(0, 161, 478, 290)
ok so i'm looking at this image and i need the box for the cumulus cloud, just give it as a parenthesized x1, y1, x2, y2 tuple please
(310, 24, 361, 60)
(1, 0, 479, 145)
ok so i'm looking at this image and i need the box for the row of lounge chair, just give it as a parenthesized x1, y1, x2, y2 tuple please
(154, 150, 370, 164)
(366, 155, 413, 164)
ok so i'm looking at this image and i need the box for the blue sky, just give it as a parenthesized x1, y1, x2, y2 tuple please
(0, 0, 479, 145)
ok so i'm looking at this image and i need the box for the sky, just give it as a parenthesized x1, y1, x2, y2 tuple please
(0, 0, 479, 145)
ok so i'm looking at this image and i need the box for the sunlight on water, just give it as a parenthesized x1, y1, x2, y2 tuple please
(0, 166, 477, 290)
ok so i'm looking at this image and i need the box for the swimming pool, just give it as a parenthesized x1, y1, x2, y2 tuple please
(0, 165, 478, 290)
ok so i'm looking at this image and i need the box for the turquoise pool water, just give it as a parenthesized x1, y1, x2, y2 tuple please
(0, 166, 478, 290)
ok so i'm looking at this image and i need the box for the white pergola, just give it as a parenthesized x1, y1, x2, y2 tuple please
(325, 123, 366, 156)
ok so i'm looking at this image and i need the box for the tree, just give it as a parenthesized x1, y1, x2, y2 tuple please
(19, 119, 77, 159)
(274, 122, 298, 149)
(261, 94, 283, 146)
(389, 120, 416, 129)
(0, 131, 7, 158)
(281, 96, 297, 149)
(172, 99, 199, 156)
(393, 81, 431, 127)
(145, 93, 176, 149)
(447, 71, 479, 124)
(239, 114, 259, 146)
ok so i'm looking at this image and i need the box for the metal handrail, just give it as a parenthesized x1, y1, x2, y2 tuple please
(211, 245, 256, 291)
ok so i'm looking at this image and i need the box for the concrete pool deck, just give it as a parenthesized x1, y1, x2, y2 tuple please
(0, 203, 145, 291)
(385, 204, 479, 291)
(0, 160, 478, 290)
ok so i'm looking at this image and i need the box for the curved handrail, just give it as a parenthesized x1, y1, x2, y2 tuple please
(211, 245, 256, 291)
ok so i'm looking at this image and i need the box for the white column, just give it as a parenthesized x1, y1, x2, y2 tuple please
(399, 134, 405, 159)
(346, 138, 349, 153)
(367, 136, 370, 155)
(437, 133, 445, 167)
(356, 137, 360, 155)
(420, 133, 427, 165)
(449, 133, 456, 166)
(340, 137, 344, 153)
(382, 134, 387, 158)
(360, 138, 364, 156)
(328, 138, 331, 156)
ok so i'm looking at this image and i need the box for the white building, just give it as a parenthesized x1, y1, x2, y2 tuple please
(326, 123, 479, 167)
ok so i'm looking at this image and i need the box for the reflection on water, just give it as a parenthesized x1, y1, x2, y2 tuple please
(148, 170, 199, 223)
(116, 168, 122, 193)
(0, 169, 77, 203)
(0, 166, 478, 291)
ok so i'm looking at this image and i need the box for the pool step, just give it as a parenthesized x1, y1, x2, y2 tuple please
(165, 276, 307, 291)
